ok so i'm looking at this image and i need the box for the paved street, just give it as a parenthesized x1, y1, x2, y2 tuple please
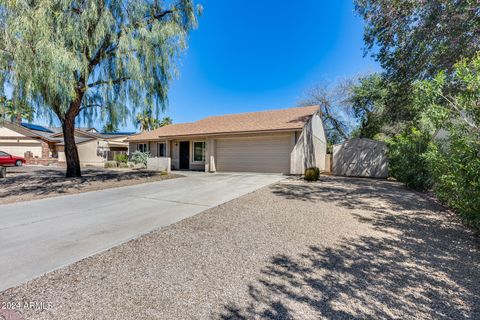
(0, 172, 284, 291)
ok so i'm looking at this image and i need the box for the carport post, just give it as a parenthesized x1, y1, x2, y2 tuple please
(0, 166, 6, 179)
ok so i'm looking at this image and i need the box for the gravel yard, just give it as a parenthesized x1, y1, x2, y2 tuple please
(1, 176, 479, 319)
(0, 166, 180, 205)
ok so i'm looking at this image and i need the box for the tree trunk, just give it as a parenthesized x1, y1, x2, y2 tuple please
(62, 115, 82, 178)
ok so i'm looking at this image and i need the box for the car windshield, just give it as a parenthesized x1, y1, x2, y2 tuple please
(0, 151, 10, 156)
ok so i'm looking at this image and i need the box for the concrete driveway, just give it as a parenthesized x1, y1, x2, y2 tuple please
(0, 172, 284, 291)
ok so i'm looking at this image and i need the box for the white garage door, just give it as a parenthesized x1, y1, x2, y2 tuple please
(0, 144, 42, 158)
(216, 135, 291, 173)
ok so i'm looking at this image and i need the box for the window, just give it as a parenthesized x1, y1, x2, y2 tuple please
(137, 143, 148, 153)
(157, 143, 166, 157)
(193, 141, 206, 162)
(0, 151, 8, 157)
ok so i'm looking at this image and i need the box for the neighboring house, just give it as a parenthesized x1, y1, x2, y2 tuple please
(127, 106, 327, 174)
(0, 121, 57, 159)
(51, 129, 134, 166)
(0, 120, 135, 166)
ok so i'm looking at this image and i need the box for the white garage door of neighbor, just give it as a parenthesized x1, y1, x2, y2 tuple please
(0, 144, 42, 158)
(216, 135, 291, 173)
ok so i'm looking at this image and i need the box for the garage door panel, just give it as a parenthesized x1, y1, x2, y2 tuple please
(0, 144, 42, 158)
(216, 136, 291, 173)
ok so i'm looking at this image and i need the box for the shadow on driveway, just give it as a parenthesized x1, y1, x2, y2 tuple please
(221, 176, 480, 319)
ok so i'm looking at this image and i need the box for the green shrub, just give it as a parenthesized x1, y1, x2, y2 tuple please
(304, 167, 320, 181)
(387, 127, 433, 191)
(104, 161, 118, 168)
(404, 55, 480, 229)
(425, 133, 480, 229)
(118, 162, 129, 168)
(130, 151, 149, 167)
(115, 153, 128, 164)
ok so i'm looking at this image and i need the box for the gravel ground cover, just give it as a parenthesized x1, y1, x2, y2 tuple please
(0, 166, 181, 205)
(1, 176, 479, 319)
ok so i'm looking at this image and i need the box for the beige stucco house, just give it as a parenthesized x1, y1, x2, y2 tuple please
(0, 121, 57, 160)
(0, 120, 133, 166)
(54, 129, 132, 166)
(127, 106, 327, 174)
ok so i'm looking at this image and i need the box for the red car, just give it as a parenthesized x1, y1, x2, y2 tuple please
(0, 151, 26, 167)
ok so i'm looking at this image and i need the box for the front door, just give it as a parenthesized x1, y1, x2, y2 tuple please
(179, 141, 190, 169)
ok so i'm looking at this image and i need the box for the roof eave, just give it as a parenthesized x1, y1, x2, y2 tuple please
(127, 127, 304, 142)
(0, 120, 57, 143)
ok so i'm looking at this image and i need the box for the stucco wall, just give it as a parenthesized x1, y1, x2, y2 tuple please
(0, 126, 43, 157)
(205, 138, 216, 172)
(58, 140, 106, 166)
(311, 113, 327, 170)
(170, 141, 180, 169)
(333, 138, 388, 178)
(290, 113, 327, 174)
(147, 157, 171, 172)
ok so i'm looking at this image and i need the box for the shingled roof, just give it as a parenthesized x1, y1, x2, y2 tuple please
(127, 105, 319, 141)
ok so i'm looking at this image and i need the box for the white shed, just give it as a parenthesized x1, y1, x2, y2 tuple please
(333, 138, 388, 178)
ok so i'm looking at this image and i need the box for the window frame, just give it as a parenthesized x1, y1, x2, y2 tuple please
(137, 143, 149, 153)
(192, 141, 206, 163)
(157, 142, 167, 157)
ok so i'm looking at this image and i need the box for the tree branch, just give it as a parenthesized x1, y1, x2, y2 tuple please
(86, 77, 130, 89)
(84, 6, 175, 80)
(82, 7, 175, 94)
(79, 103, 103, 112)
(152, 10, 174, 21)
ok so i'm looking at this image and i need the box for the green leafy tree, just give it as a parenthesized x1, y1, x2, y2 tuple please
(384, 55, 480, 229)
(102, 122, 118, 133)
(136, 111, 172, 131)
(0, 96, 34, 123)
(349, 74, 388, 139)
(354, 0, 480, 229)
(355, 0, 480, 82)
(415, 55, 480, 229)
(159, 116, 173, 127)
(136, 109, 159, 131)
(355, 0, 480, 127)
(0, 0, 200, 177)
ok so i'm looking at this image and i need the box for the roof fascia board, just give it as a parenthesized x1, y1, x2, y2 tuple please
(0, 120, 56, 143)
(128, 128, 302, 142)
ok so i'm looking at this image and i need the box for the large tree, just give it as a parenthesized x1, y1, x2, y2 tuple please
(355, 0, 480, 127)
(0, 0, 200, 177)
(299, 81, 356, 145)
(136, 110, 172, 131)
(158, 116, 173, 127)
(0, 95, 33, 123)
(355, 0, 480, 82)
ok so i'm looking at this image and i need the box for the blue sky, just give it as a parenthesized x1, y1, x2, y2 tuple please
(46, 0, 380, 131)
(161, 0, 379, 126)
